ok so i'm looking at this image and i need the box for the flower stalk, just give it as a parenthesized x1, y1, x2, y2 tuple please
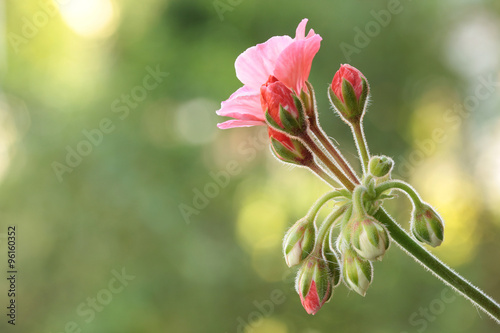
(216, 17, 500, 324)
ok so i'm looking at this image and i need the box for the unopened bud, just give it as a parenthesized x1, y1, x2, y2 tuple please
(328, 64, 369, 123)
(368, 155, 394, 178)
(283, 218, 315, 267)
(269, 129, 313, 166)
(262, 75, 307, 136)
(296, 257, 332, 315)
(350, 216, 390, 261)
(411, 204, 444, 247)
(342, 248, 373, 297)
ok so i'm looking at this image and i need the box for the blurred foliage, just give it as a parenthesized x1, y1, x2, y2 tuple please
(0, 0, 500, 332)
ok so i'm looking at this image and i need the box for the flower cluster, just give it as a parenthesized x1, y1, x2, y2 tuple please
(216, 19, 445, 315)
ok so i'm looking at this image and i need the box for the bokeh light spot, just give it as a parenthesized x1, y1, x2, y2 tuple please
(411, 158, 480, 266)
(57, 0, 118, 38)
(175, 98, 218, 145)
(245, 318, 288, 333)
(236, 200, 287, 253)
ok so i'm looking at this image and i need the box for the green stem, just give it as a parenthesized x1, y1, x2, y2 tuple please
(375, 208, 500, 323)
(301, 134, 356, 191)
(351, 121, 370, 173)
(352, 185, 366, 216)
(309, 121, 360, 185)
(305, 190, 347, 220)
(314, 205, 347, 254)
(375, 180, 423, 208)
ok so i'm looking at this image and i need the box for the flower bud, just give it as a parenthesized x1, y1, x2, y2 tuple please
(411, 204, 445, 247)
(342, 248, 373, 296)
(283, 218, 315, 267)
(328, 64, 369, 123)
(269, 129, 313, 166)
(296, 257, 332, 315)
(368, 155, 394, 178)
(261, 75, 306, 136)
(350, 216, 390, 261)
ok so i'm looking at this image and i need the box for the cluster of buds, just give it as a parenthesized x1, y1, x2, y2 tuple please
(271, 65, 445, 313)
(287, 215, 342, 315)
(217, 19, 446, 316)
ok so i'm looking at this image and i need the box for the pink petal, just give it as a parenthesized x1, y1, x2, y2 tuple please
(217, 119, 265, 129)
(295, 18, 308, 39)
(274, 34, 322, 93)
(235, 35, 293, 91)
(216, 89, 264, 121)
(227, 85, 255, 99)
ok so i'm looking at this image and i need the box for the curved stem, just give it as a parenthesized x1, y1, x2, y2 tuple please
(375, 208, 500, 323)
(351, 121, 370, 173)
(309, 121, 360, 185)
(305, 190, 348, 220)
(301, 134, 356, 191)
(313, 205, 347, 254)
(376, 179, 423, 208)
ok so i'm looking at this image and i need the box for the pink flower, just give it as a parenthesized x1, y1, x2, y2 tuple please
(331, 64, 366, 103)
(217, 19, 322, 129)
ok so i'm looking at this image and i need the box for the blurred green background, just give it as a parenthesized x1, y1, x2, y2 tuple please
(1, 0, 500, 332)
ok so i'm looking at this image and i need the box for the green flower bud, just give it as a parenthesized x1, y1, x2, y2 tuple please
(342, 248, 373, 296)
(411, 204, 444, 247)
(283, 218, 315, 267)
(350, 216, 390, 261)
(368, 155, 394, 178)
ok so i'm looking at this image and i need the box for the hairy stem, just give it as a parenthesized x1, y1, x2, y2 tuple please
(309, 163, 342, 189)
(305, 190, 349, 220)
(309, 121, 360, 185)
(376, 179, 423, 208)
(351, 121, 370, 173)
(375, 208, 500, 323)
(302, 134, 355, 191)
(314, 205, 347, 254)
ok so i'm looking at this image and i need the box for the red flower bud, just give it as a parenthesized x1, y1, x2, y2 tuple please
(261, 76, 306, 136)
(300, 281, 324, 315)
(328, 64, 369, 123)
(296, 257, 332, 315)
(268, 128, 313, 165)
(331, 64, 365, 102)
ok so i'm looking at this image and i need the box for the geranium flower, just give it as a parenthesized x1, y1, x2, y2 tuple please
(216, 19, 322, 129)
